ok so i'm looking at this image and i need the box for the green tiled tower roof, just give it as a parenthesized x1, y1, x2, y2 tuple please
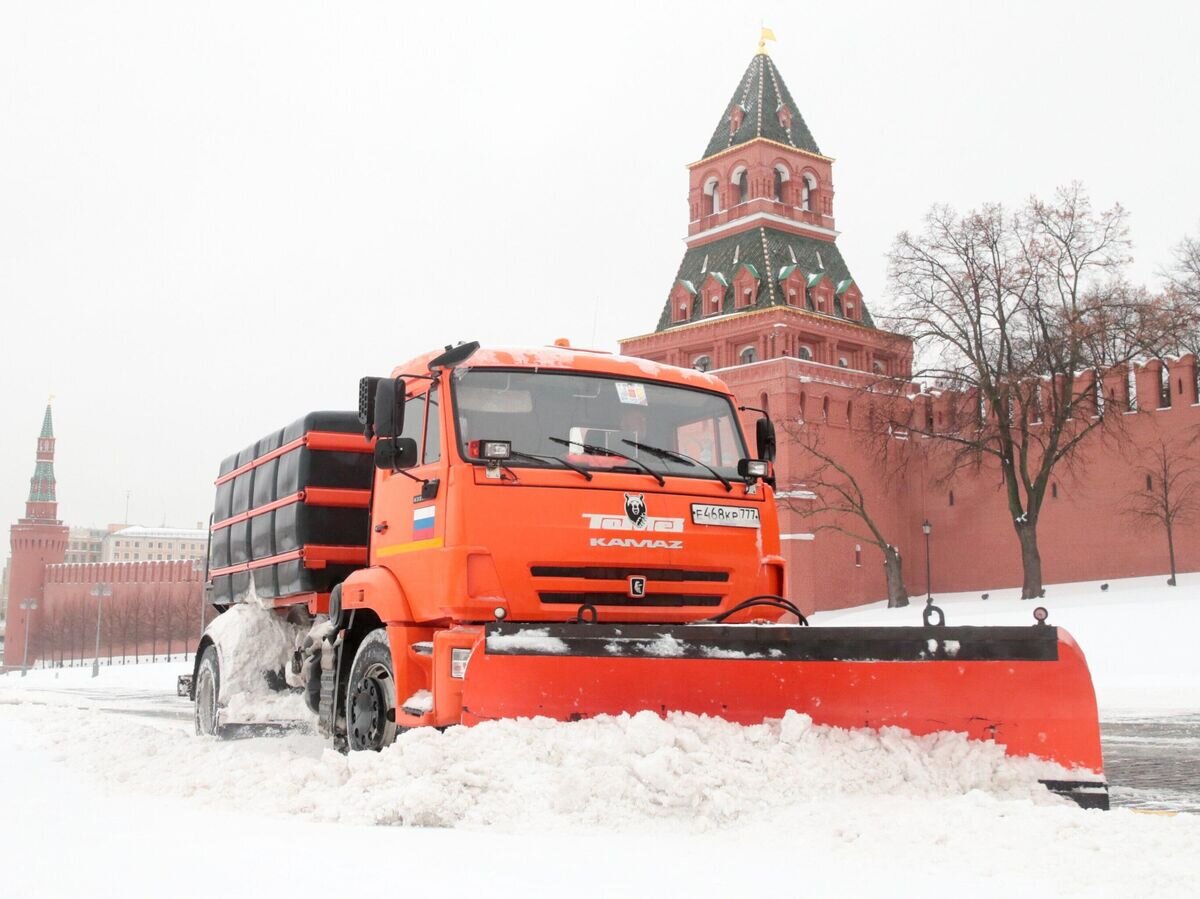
(656, 227, 874, 331)
(28, 462, 56, 502)
(702, 52, 821, 160)
(27, 403, 57, 505)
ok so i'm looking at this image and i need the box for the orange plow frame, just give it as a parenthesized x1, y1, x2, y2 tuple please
(461, 621, 1106, 805)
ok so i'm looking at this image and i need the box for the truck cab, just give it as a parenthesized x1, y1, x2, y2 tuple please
(331, 342, 782, 742)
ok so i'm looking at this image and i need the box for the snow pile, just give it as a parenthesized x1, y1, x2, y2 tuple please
(203, 598, 295, 695)
(813, 573, 1200, 714)
(486, 628, 568, 653)
(4, 707, 1199, 898)
(6, 702, 1081, 830)
(203, 600, 314, 722)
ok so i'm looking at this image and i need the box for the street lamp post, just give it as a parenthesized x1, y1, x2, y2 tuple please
(19, 598, 37, 677)
(921, 520, 933, 604)
(90, 584, 112, 678)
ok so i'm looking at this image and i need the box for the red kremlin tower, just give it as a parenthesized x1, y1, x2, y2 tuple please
(6, 402, 68, 668)
(621, 41, 914, 609)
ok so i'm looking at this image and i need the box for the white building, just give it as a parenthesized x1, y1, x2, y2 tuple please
(101, 525, 208, 564)
(65, 526, 108, 563)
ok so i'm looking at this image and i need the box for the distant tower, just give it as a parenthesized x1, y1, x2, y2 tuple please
(621, 38, 910, 378)
(6, 402, 68, 668)
(620, 38, 913, 612)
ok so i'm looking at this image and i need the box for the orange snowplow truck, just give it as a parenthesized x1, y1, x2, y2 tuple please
(193, 341, 1108, 808)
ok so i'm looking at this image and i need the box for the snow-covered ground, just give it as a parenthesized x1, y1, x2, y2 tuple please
(1, 573, 1198, 897)
(813, 572, 1200, 715)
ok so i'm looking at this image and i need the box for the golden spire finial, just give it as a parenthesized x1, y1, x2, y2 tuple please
(757, 26, 777, 55)
(47, 393, 55, 404)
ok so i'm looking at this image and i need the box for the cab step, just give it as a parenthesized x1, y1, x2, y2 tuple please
(401, 689, 434, 717)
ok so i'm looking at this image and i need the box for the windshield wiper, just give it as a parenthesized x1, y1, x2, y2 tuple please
(508, 449, 593, 482)
(623, 439, 732, 492)
(548, 437, 666, 486)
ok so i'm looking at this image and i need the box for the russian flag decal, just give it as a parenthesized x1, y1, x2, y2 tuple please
(412, 506, 436, 540)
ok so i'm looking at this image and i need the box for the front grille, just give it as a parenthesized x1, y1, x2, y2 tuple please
(538, 591, 722, 607)
(531, 565, 728, 582)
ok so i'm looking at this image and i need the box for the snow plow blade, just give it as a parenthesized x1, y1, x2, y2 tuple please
(463, 622, 1107, 808)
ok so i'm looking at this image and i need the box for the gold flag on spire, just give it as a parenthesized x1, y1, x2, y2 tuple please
(757, 26, 777, 54)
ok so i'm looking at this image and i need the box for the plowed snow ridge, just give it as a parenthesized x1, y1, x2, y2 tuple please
(9, 702, 1078, 829)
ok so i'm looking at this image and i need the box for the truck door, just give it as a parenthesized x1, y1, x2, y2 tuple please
(371, 380, 448, 596)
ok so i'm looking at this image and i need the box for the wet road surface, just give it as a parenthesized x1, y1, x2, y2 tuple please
(1103, 715, 1200, 814)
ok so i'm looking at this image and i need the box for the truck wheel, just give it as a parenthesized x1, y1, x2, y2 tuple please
(194, 645, 220, 737)
(345, 629, 397, 752)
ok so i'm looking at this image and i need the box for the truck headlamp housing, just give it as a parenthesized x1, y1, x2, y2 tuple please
(470, 439, 512, 461)
(738, 459, 770, 480)
(450, 647, 471, 679)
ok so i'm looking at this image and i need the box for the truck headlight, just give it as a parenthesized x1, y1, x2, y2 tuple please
(450, 647, 471, 679)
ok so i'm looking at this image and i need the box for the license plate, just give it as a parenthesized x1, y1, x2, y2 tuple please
(691, 504, 760, 528)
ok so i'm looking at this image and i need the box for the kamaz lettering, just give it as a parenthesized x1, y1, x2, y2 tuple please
(589, 537, 684, 549)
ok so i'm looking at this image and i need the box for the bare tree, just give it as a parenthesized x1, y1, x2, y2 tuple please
(783, 424, 910, 608)
(1125, 436, 1200, 585)
(106, 594, 134, 663)
(43, 604, 67, 666)
(1165, 230, 1200, 304)
(70, 597, 88, 665)
(131, 590, 141, 663)
(161, 592, 185, 661)
(146, 591, 160, 662)
(885, 185, 1192, 598)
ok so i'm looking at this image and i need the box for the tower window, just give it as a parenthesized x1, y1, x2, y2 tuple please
(693, 356, 712, 373)
(773, 165, 789, 203)
(703, 177, 721, 216)
(855, 545, 862, 567)
(838, 356, 849, 368)
(799, 173, 817, 213)
(949, 491, 955, 507)
(797, 345, 813, 361)
(733, 168, 748, 205)
(740, 346, 757, 365)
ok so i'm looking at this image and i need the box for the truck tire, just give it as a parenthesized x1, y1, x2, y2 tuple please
(345, 628, 397, 752)
(194, 645, 220, 737)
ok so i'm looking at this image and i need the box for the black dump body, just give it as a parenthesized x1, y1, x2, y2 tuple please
(208, 411, 373, 606)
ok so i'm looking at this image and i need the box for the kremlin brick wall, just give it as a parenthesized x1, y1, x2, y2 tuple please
(712, 354, 1200, 613)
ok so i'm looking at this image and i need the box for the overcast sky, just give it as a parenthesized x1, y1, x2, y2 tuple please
(2, 0, 1198, 533)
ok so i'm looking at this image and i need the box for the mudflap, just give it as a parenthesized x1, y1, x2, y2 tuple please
(462, 621, 1108, 809)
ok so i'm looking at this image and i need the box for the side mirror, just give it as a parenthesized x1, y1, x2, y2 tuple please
(756, 417, 777, 462)
(372, 378, 412, 471)
(373, 378, 405, 440)
(393, 437, 418, 469)
(374, 436, 418, 471)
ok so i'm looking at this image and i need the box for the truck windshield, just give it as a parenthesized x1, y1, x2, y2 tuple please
(452, 369, 748, 482)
